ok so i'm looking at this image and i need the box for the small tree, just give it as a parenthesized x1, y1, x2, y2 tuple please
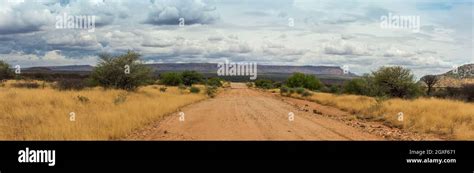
(181, 71, 203, 86)
(286, 72, 322, 90)
(0, 60, 14, 81)
(420, 75, 439, 96)
(89, 51, 153, 91)
(372, 66, 421, 98)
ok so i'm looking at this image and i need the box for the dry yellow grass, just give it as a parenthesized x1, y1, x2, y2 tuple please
(290, 91, 474, 140)
(0, 80, 207, 140)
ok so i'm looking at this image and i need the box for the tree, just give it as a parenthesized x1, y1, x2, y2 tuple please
(420, 75, 439, 96)
(372, 66, 421, 98)
(181, 70, 203, 86)
(89, 51, 153, 91)
(343, 78, 366, 95)
(286, 72, 322, 90)
(160, 72, 183, 86)
(0, 60, 14, 81)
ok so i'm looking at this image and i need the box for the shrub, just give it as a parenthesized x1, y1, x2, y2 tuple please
(343, 79, 363, 95)
(254, 79, 274, 89)
(288, 88, 295, 95)
(329, 85, 341, 94)
(301, 90, 312, 97)
(159, 87, 167, 92)
(0, 60, 14, 81)
(295, 87, 305, 94)
(206, 77, 222, 87)
(286, 73, 322, 90)
(55, 78, 87, 91)
(77, 95, 90, 103)
(114, 93, 127, 105)
(89, 51, 153, 91)
(160, 72, 183, 86)
(178, 84, 187, 90)
(246, 82, 253, 88)
(182, 71, 203, 86)
(280, 86, 289, 95)
(190, 86, 200, 93)
(206, 85, 218, 98)
(272, 81, 283, 88)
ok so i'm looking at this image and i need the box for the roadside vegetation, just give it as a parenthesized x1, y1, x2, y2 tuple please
(0, 51, 226, 140)
(257, 66, 474, 140)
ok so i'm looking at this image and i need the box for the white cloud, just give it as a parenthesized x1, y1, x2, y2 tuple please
(324, 40, 370, 56)
(146, 0, 219, 25)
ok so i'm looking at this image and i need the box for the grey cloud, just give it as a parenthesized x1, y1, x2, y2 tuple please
(146, 0, 219, 25)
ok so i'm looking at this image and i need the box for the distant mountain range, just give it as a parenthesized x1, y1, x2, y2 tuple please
(24, 63, 356, 76)
(23, 63, 356, 83)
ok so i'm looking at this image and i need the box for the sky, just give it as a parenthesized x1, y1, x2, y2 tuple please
(0, 0, 472, 78)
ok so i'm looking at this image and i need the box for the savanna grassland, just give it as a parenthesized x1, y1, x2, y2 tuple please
(0, 80, 207, 140)
(287, 91, 474, 140)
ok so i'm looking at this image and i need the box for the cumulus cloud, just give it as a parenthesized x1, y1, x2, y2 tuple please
(324, 40, 370, 56)
(383, 47, 416, 57)
(146, 0, 219, 25)
(0, 0, 470, 78)
(1, 50, 97, 67)
(0, 2, 55, 34)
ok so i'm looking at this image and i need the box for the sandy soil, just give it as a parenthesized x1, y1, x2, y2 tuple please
(126, 83, 384, 140)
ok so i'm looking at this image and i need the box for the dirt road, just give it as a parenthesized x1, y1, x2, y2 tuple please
(126, 83, 382, 140)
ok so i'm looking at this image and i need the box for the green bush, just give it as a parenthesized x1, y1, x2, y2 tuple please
(206, 77, 222, 87)
(288, 88, 295, 94)
(329, 85, 341, 94)
(254, 79, 274, 89)
(295, 87, 305, 94)
(89, 51, 153, 91)
(286, 73, 322, 90)
(301, 90, 312, 97)
(280, 86, 289, 95)
(160, 72, 183, 86)
(182, 71, 203, 86)
(343, 67, 422, 98)
(206, 85, 218, 98)
(372, 66, 422, 98)
(190, 86, 200, 93)
(0, 60, 14, 81)
(343, 78, 366, 95)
